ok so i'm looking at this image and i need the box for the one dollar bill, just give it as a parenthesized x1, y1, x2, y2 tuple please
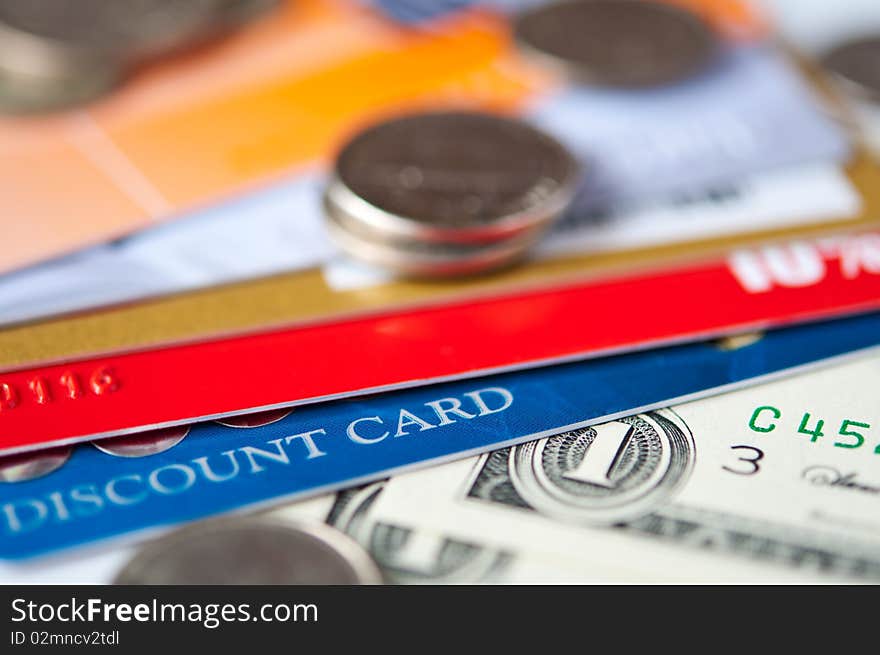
(355, 350, 880, 583)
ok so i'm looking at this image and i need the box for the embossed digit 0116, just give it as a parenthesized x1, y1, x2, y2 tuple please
(0, 367, 119, 412)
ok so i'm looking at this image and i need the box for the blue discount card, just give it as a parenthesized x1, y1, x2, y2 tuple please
(2, 311, 880, 559)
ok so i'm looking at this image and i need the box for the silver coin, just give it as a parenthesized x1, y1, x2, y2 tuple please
(92, 425, 190, 458)
(0, 0, 221, 58)
(327, 111, 579, 244)
(513, 0, 718, 87)
(0, 59, 119, 113)
(0, 16, 121, 113)
(0, 445, 73, 483)
(210, 0, 281, 30)
(114, 517, 383, 584)
(0, 0, 219, 113)
(324, 206, 543, 276)
(172, 0, 281, 45)
(215, 407, 292, 428)
(822, 35, 880, 103)
(326, 181, 557, 247)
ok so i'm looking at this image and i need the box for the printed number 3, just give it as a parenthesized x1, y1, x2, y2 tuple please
(723, 445, 764, 476)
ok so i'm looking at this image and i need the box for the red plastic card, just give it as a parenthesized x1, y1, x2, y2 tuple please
(1, 232, 879, 455)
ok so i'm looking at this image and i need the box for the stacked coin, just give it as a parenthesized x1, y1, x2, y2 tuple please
(0, 445, 72, 482)
(0, 0, 279, 114)
(512, 0, 719, 88)
(821, 35, 880, 160)
(114, 517, 383, 584)
(324, 111, 580, 277)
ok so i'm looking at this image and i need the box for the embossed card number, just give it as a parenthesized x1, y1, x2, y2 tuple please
(0, 367, 118, 412)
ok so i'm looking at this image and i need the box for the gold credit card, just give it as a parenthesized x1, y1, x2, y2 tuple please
(0, 145, 877, 373)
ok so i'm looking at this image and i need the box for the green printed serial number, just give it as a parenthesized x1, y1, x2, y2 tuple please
(748, 405, 879, 452)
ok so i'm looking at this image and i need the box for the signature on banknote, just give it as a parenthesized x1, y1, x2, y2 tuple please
(802, 466, 880, 496)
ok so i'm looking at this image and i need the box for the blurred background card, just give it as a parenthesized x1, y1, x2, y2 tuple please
(0, 0, 866, 329)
